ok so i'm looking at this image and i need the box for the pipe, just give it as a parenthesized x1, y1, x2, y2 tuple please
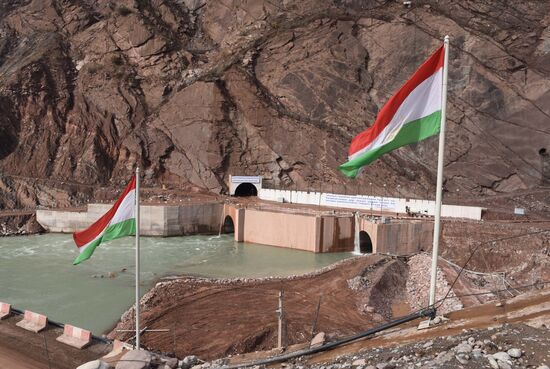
(217, 307, 436, 369)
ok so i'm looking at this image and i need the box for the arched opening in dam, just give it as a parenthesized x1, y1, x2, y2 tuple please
(222, 215, 235, 233)
(234, 183, 258, 197)
(359, 231, 373, 254)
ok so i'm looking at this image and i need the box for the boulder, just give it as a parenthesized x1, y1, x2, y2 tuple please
(181, 355, 202, 369)
(165, 357, 178, 369)
(116, 350, 152, 369)
(310, 332, 326, 348)
(77, 361, 111, 369)
(492, 352, 512, 364)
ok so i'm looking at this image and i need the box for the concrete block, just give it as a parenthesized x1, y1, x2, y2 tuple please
(56, 324, 92, 349)
(16, 310, 47, 333)
(102, 339, 133, 364)
(0, 302, 11, 320)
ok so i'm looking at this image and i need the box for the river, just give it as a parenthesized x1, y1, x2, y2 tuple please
(0, 234, 351, 334)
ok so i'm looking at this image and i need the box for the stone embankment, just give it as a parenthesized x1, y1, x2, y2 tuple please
(0, 213, 44, 236)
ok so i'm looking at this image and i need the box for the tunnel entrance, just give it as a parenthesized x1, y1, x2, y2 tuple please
(234, 183, 258, 197)
(222, 215, 235, 234)
(359, 231, 373, 254)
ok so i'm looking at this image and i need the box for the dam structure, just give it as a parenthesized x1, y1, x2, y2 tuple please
(37, 176, 484, 256)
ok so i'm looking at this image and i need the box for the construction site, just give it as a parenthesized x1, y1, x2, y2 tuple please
(1, 178, 549, 369)
(1, 0, 550, 368)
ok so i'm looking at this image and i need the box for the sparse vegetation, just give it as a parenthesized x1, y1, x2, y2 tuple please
(86, 62, 103, 75)
(117, 5, 132, 16)
(111, 54, 124, 66)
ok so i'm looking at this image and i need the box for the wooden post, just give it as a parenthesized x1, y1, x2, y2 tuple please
(310, 295, 322, 341)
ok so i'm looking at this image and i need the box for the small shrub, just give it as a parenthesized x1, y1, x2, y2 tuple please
(117, 5, 132, 16)
(86, 62, 103, 74)
(111, 54, 124, 66)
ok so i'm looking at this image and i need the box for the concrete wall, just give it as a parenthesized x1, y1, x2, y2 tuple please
(242, 209, 320, 251)
(35, 210, 90, 233)
(319, 216, 355, 252)
(360, 218, 433, 255)
(259, 189, 484, 220)
(37, 202, 222, 236)
(37, 202, 431, 256)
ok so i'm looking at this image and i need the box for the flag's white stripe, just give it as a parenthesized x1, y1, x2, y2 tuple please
(77, 189, 135, 254)
(78, 229, 105, 254)
(109, 189, 135, 225)
(349, 69, 443, 161)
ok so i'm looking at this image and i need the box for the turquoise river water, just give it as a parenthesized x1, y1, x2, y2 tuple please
(0, 234, 351, 334)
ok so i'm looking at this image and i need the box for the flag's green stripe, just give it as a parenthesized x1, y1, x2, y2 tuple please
(339, 110, 442, 178)
(73, 218, 136, 265)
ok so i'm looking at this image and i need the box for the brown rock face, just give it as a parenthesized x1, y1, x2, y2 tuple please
(0, 0, 549, 208)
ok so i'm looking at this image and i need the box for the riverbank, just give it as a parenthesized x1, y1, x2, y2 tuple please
(0, 233, 350, 335)
(0, 212, 44, 236)
(109, 254, 465, 360)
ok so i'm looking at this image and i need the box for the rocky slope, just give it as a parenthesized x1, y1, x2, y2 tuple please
(1, 0, 550, 209)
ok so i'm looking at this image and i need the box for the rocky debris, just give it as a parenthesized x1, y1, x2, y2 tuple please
(406, 254, 463, 314)
(180, 355, 203, 369)
(113, 349, 190, 369)
(285, 323, 549, 369)
(0, 213, 45, 236)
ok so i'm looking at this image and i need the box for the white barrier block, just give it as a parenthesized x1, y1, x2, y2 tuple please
(0, 302, 11, 320)
(16, 310, 47, 333)
(56, 324, 92, 349)
(102, 339, 132, 364)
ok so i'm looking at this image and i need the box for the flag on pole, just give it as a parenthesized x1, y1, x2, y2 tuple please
(72, 176, 136, 265)
(339, 45, 445, 178)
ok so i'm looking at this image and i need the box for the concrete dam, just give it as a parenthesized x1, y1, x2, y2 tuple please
(37, 200, 434, 256)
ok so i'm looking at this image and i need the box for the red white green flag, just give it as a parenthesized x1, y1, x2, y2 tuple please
(339, 45, 444, 178)
(72, 176, 136, 265)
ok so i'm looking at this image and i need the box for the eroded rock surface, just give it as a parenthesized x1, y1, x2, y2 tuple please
(1, 0, 549, 208)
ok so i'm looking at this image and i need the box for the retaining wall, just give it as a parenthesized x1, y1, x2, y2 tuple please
(37, 202, 222, 236)
(259, 189, 484, 220)
(360, 219, 433, 255)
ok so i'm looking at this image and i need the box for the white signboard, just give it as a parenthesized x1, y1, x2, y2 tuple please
(231, 176, 261, 184)
(323, 193, 396, 211)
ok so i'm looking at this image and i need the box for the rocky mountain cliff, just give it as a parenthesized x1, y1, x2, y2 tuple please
(1, 0, 549, 209)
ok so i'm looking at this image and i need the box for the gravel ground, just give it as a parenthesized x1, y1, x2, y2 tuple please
(406, 254, 463, 314)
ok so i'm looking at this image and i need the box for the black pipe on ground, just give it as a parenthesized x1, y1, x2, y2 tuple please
(217, 306, 436, 369)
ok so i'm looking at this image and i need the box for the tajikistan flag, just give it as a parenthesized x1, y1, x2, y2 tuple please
(339, 45, 444, 178)
(72, 176, 136, 265)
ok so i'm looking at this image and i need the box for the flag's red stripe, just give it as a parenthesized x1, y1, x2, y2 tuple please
(73, 176, 136, 247)
(349, 45, 444, 157)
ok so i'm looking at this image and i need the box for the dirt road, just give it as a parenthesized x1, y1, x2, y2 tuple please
(0, 314, 109, 369)
(0, 343, 50, 369)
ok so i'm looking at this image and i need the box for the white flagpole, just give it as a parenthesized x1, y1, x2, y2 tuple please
(428, 35, 449, 307)
(135, 167, 141, 349)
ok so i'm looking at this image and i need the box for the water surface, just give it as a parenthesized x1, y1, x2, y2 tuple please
(0, 234, 350, 334)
